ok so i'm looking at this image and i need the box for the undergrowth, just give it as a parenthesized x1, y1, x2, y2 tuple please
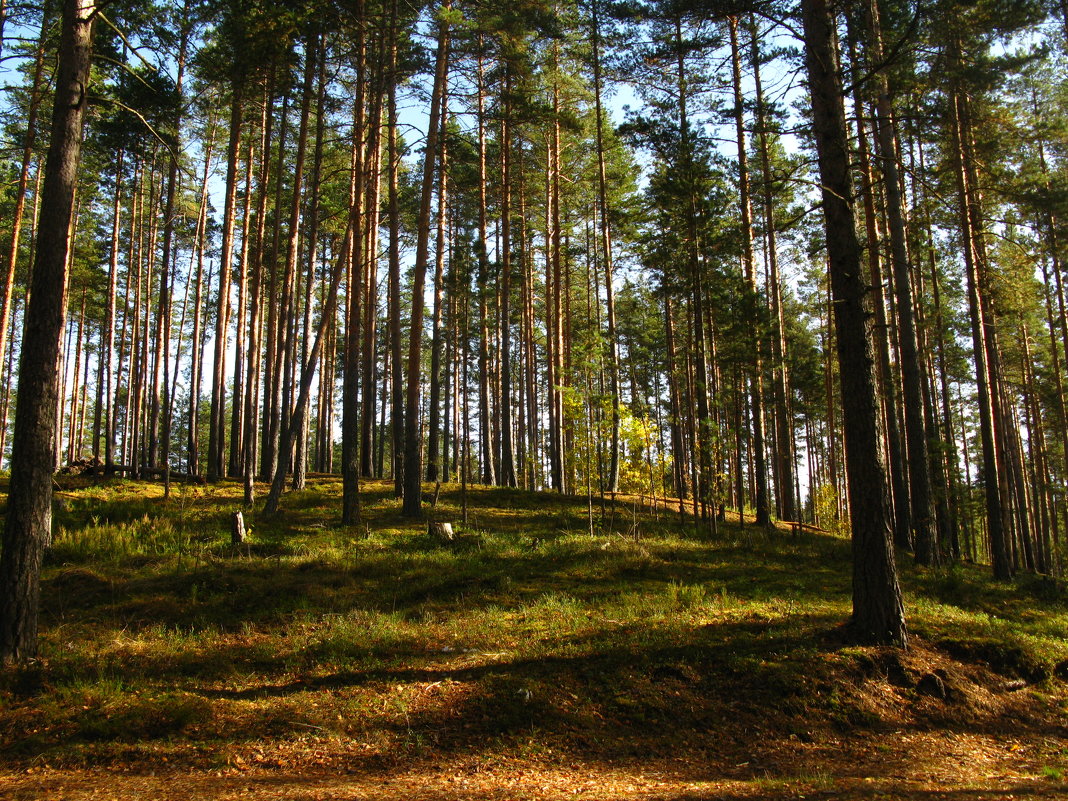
(1, 476, 1066, 775)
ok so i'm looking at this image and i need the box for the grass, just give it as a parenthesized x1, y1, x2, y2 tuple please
(2, 475, 1068, 784)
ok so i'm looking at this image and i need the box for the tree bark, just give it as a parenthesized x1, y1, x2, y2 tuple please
(342, 1, 368, 522)
(208, 82, 244, 481)
(862, 0, 937, 564)
(277, 31, 318, 489)
(386, 11, 404, 498)
(498, 78, 517, 488)
(264, 208, 359, 514)
(802, 0, 907, 646)
(475, 40, 496, 486)
(0, 5, 50, 419)
(729, 15, 770, 527)
(261, 88, 291, 482)
(750, 14, 797, 522)
(591, 0, 622, 494)
(359, 42, 385, 482)
(426, 96, 449, 483)
(402, 7, 450, 517)
(949, 61, 1012, 581)
(846, 32, 910, 550)
(1, 0, 94, 665)
(188, 118, 216, 478)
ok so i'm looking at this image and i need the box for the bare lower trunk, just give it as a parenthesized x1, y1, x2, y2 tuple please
(802, 0, 906, 647)
(1, 0, 94, 665)
(402, 11, 450, 517)
(208, 84, 244, 481)
(863, 0, 937, 564)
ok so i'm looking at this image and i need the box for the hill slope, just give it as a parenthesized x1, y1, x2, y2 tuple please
(2, 476, 1068, 799)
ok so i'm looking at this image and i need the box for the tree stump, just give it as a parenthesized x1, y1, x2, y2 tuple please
(428, 521, 454, 543)
(231, 512, 246, 546)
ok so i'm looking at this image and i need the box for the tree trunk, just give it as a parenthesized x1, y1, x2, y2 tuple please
(426, 96, 449, 483)
(65, 288, 86, 462)
(343, 0, 369, 521)
(228, 137, 254, 480)
(591, 0, 622, 493)
(498, 79, 517, 488)
(862, 0, 937, 564)
(241, 80, 272, 504)
(729, 15, 770, 527)
(476, 40, 496, 486)
(1, 0, 94, 665)
(278, 31, 318, 489)
(359, 44, 385, 481)
(263, 207, 359, 514)
(296, 34, 328, 490)
(802, 0, 907, 646)
(261, 88, 291, 482)
(188, 117, 216, 478)
(750, 14, 796, 522)
(402, 8, 449, 517)
(208, 82, 244, 481)
(949, 62, 1012, 581)
(0, 6, 50, 417)
(387, 32, 404, 498)
(846, 36, 910, 550)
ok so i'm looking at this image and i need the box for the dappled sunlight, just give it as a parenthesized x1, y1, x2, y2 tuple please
(2, 477, 1067, 798)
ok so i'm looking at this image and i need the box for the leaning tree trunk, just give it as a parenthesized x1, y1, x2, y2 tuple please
(0, 0, 94, 665)
(263, 211, 358, 514)
(277, 30, 318, 489)
(802, 0, 907, 647)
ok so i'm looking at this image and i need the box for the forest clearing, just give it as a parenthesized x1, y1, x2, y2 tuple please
(1, 476, 1068, 799)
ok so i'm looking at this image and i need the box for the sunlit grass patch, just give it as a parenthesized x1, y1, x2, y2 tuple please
(2, 475, 1067, 774)
(49, 513, 200, 565)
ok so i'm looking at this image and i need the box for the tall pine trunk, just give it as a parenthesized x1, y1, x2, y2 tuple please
(948, 59, 1012, 581)
(862, 0, 937, 563)
(802, 0, 907, 646)
(750, 15, 796, 522)
(426, 96, 449, 483)
(1, 0, 94, 664)
(729, 15, 770, 527)
(208, 83, 244, 481)
(342, 2, 368, 522)
(402, 8, 450, 517)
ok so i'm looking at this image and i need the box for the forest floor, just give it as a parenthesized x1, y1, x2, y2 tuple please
(1, 476, 1068, 799)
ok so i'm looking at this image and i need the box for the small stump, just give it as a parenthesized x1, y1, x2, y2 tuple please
(917, 672, 947, 700)
(231, 511, 247, 545)
(428, 521, 455, 543)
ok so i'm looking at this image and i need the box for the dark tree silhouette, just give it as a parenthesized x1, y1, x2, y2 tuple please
(801, 0, 907, 646)
(0, 0, 95, 664)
